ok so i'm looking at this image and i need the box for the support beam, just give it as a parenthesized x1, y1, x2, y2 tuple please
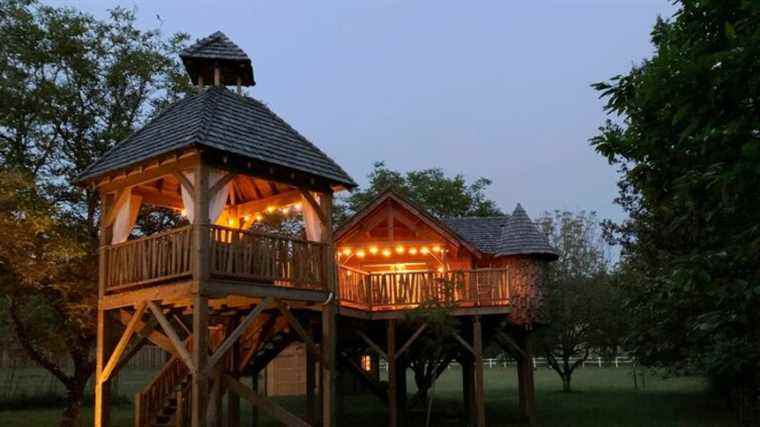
(209, 172, 236, 198)
(452, 331, 475, 356)
(224, 374, 310, 427)
(147, 301, 195, 372)
(99, 302, 147, 383)
(321, 303, 337, 427)
(305, 322, 317, 425)
(275, 300, 327, 367)
(473, 317, 486, 427)
(300, 191, 327, 227)
(207, 298, 271, 374)
(395, 323, 427, 360)
(192, 293, 209, 427)
(387, 319, 397, 427)
(357, 330, 388, 361)
(228, 316, 242, 427)
(94, 307, 113, 427)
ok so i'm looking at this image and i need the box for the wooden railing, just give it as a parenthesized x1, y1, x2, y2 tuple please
(104, 226, 193, 292)
(209, 225, 329, 291)
(337, 268, 511, 311)
(134, 352, 190, 427)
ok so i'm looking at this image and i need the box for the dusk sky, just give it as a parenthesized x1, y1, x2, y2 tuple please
(55, 0, 676, 222)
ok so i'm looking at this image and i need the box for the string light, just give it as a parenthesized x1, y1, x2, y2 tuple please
(437, 267, 444, 273)
(293, 202, 303, 211)
(420, 246, 430, 254)
(395, 245, 405, 254)
(255, 213, 263, 221)
(432, 245, 441, 253)
(266, 206, 276, 214)
(341, 247, 352, 256)
(180, 208, 188, 217)
(227, 218, 234, 226)
(280, 206, 290, 214)
(382, 248, 392, 257)
(356, 250, 366, 258)
(369, 246, 379, 255)
(409, 247, 418, 255)
(243, 214, 251, 222)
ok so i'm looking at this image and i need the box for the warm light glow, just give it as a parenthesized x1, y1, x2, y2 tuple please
(437, 267, 444, 273)
(420, 246, 430, 254)
(396, 264, 406, 271)
(382, 248, 391, 257)
(395, 245, 405, 254)
(243, 214, 251, 222)
(409, 247, 418, 255)
(293, 202, 303, 211)
(180, 208, 188, 217)
(369, 246, 379, 255)
(361, 355, 371, 372)
(227, 218, 235, 226)
(266, 206, 276, 214)
(341, 247, 353, 256)
(356, 250, 366, 258)
(280, 206, 290, 214)
(255, 213, 263, 221)
(432, 245, 441, 253)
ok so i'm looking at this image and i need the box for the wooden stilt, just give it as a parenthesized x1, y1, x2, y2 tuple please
(94, 307, 113, 427)
(321, 304, 337, 427)
(461, 354, 474, 427)
(387, 319, 397, 427)
(473, 317, 485, 427)
(306, 323, 317, 425)
(250, 373, 259, 427)
(396, 358, 408, 427)
(228, 317, 241, 427)
(192, 293, 209, 427)
(516, 332, 537, 425)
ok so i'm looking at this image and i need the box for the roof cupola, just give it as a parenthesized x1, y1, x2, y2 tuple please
(180, 31, 255, 92)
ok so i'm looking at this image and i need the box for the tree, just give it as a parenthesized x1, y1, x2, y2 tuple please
(536, 210, 613, 392)
(0, 2, 189, 425)
(591, 0, 760, 416)
(340, 161, 502, 223)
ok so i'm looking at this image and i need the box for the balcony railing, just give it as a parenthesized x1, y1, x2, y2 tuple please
(103, 225, 330, 293)
(338, 267, 511, 311)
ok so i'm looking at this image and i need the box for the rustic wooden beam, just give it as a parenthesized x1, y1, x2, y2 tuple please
(274, 300, 327, 367)
(99, 302, 147, 383)
(209, 172, 236, 199)
(356, 330, 388, 361)
(223, 374, 310, 427)
(300, 191, 328, 227)
(235, 190, 302, 216)
(206, 298, 271, 374)
(97, 153, 200, 193)
(103, 187, 131, 227)
(387, 319, 397, 427)
(473, 317, 486, 427)
(173, 171, 195, 196)
(114, 309, 177, 357)
(147, 301, 196, 373)
(111, 332, 149, 377)
(395, 323, 427, 360)
(452, 331, 475, 356)
(494, 331, 528, 359)
(192, 293, 209, 427)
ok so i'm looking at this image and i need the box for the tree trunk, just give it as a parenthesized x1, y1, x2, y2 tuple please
(561, 376, 572, 393)
(59, 383, 85, 427)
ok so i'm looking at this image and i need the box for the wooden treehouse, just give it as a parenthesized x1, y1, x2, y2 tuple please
(79, 31, 557, 427)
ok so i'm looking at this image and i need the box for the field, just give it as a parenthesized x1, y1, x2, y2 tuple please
(0, 367, 735, 426)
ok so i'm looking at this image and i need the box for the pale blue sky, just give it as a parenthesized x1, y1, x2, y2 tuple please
(54, 0, 675, 221)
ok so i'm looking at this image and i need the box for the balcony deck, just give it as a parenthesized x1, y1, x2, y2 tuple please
(102, 225, 512, 315)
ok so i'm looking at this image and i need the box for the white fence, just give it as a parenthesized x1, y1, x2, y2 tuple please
(378, 356, 635, 371)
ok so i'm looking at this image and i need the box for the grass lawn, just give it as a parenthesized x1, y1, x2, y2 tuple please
(0, 367, 735, 426)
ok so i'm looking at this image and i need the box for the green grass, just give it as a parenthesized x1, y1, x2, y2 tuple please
(0, 367, 735, 426)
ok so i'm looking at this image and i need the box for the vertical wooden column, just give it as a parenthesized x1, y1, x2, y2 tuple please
(387, 319, 397, 427)
(516, 332, 536, 425)
(473, 317, 486, 427)
(461, 354, 474, 426)
(396, 358, 408, 427)
(192, 161, 210, 427)
(306, 322, 317, 425)
(95, 193, 114, 427)
(320, 192, 337, 427)
(228, 318, 241, 427)
(250, 373, 259, 427)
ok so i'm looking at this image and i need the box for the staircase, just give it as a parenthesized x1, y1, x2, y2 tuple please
(133, 313, 294, 427)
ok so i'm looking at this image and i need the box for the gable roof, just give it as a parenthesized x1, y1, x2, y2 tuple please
(78, 87, 356, 188)
(444, 204, 558, 259)
(334, 190, 482, 257)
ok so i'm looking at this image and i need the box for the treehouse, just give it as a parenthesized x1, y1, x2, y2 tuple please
(79, 30, 556, 427)
(79, 31, 353, 427)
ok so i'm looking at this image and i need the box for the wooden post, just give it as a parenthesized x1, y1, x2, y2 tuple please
(397, 358, 408, 427)
(461, 354, 474, 426)
(387, 319, 397, 427)
(306, 323, 317, 425)
(228, 318, 241, 427)
(192, 161, 210, 427)
(250, 373, 259, 427)
(96, 192, 114, 427)
(320, 192, 337, 427)
(516, 332, 537, 425)
(473, 317, 485, 427)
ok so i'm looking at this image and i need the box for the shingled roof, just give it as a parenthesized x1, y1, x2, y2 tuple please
(78, 87, 356, 188)
(180, 31, 255, 86)
(444, 204, 557, 259)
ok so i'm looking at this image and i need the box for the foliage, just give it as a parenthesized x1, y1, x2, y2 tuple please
(536, 210, 617, 392)
(591, 0, 760, 415)
(338, 161, 502, 224)
(0, 1, 189, 425)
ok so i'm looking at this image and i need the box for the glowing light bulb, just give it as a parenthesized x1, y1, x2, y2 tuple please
(280, 206, 290, 214)
(180, 208, 187, 217)
(227, 218, 234, 226)
(356, 250, 366, 258)
(243, 214, 251, 222)
(432, 245, 441, 253)
(255, 213, 263, 221)
(369, 246, 379, 255)
(341, 247, 352, 256)
(382, 248, 391, 257)
(293, 202, 302, 211)
(420, 247, 430, 254)
(266, 206, 276, 214)
(409, 247, 418, 255)
(395, 245, 405, 254)
(437, 267, 444, 273)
